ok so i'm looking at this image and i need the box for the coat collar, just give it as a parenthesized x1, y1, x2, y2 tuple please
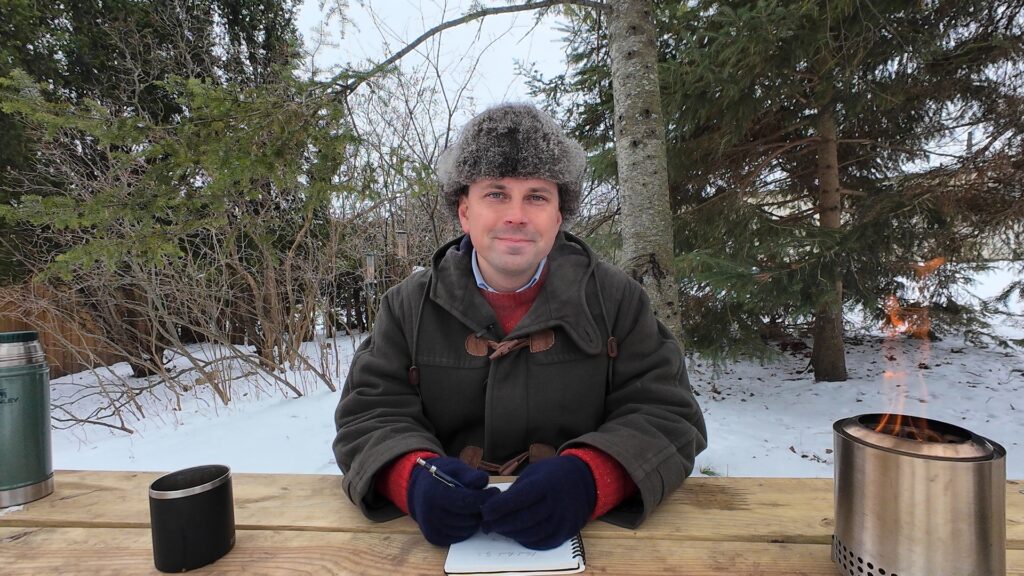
(429, 231, 604, 355)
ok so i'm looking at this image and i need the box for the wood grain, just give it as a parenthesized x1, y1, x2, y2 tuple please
(3, 471, 1020, 548)
(2, 471, 1021, 575)
(13, 526, 1018, 576)
(0, 526, 443, 575)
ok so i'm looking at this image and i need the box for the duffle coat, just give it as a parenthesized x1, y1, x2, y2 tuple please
(334, 232, 707, 527)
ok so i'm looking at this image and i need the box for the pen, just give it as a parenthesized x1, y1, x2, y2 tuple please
(415, 457, 466, 489)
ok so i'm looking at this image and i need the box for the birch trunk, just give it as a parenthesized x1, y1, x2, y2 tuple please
(607, 0, 680, 340)
(811, 110, 848, 381)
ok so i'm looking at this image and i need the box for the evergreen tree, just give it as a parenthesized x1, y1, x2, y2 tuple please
(531, 1, 1024, 377)
(0, 0, 300, 283)
(0, 0, 64, 282)
(0, 0, 313, 377)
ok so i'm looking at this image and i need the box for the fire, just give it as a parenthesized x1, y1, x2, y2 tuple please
(910, 256, 946, 279)
(883, 295, 931, 339)
(883, 256, 947, 339)
(884, 295, 907, 332)
(873, 412, 942, 442)
(877, 257, 946, 440)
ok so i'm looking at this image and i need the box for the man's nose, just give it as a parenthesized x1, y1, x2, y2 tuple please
(504, 199, 527, 225)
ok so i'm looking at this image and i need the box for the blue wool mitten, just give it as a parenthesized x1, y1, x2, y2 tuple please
(480, 455, 596, 550)
(407, 456, 500, 546)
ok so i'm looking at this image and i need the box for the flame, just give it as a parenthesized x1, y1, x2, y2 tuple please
(876, 257, 945, 441)
(873, 412, 939, 441)
(883, 256, 945, 338)
(884, 295, 907, 333)
(911, 256, 946, 279)
(883, 299, 933, 341)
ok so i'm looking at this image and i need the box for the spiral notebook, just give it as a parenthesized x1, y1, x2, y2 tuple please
(443, 530, 586, 576)
(443, 483, 586, 576)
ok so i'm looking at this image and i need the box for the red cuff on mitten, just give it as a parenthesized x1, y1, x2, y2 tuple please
(561, 447, 638, 519)
(375, 450, 439, 514)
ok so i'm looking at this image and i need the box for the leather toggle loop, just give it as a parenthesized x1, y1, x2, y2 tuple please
(488, 338, 530, 359)
(465, 329, 556, 359)
(466, 333, 490, 357)
(459, 445, 484, 470)
(457, 443, 557, 476)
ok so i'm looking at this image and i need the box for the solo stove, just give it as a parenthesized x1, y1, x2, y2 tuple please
(833, 414, 1006, 576)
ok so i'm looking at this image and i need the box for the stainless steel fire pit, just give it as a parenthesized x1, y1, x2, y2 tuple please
(833, 413, 1006, 576)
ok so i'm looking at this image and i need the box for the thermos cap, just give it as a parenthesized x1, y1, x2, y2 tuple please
(0, 331, 38, 344)
(0, 331, 45, 368)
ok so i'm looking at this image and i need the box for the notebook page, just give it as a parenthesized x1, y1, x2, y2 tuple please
(444, 483, 585, 576)
(444, 530, 584, 575)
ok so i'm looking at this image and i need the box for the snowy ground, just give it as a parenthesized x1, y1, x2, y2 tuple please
(50, 338, 360, 476)
(692, 332, 1022, 477)
(50, 269, 1024, 480)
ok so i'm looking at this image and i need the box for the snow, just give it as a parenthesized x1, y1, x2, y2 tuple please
(692, 333, 1022, 477)
(0, 505, 24, 517)
(50, 338, 362, 476)
(49, 268, 1023, 480)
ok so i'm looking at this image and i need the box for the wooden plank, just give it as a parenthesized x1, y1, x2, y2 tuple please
(0, 526, 442, 576)
(0, 470, 414, 534)
(2, 472, 1020, 548)
(4, 526, 980, 576)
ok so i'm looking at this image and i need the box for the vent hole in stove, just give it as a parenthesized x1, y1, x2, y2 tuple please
(833, 535, 895, 576)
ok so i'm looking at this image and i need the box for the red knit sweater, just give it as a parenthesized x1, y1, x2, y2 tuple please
(375, 270, 637, 518)
(479, 271, 547, 336)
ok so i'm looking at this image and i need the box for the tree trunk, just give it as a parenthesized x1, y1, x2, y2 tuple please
(811, 110, 848, 381)
(606, 0, 681, 340)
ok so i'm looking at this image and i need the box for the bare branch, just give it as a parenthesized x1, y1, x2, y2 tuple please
(327, 0, 607, 98)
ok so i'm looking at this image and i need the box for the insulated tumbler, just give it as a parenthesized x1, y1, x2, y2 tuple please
(0, 330, 54, 508)
(149, 464, 236, 572)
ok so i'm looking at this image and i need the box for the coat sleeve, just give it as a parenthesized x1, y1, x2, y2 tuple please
(333, 286, 445, 521)
(561, 272, 708, 528)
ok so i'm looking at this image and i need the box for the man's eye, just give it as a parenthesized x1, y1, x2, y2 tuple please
(486, 192, 504, 199)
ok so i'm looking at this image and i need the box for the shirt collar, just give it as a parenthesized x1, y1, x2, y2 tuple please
(471, 249, 547, 293)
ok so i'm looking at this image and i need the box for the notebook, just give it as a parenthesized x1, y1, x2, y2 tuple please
(443, 484, 586, 576)
(444, 530, 585, 576)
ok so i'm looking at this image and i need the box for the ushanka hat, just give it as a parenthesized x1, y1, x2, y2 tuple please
(437, 103, 586, 220)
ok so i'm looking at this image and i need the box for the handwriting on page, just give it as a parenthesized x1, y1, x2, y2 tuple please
(476, 534, 538, 558)
(477, 551, 539, 559)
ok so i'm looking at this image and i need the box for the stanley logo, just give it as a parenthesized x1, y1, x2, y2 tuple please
(0, 387, 18, 405)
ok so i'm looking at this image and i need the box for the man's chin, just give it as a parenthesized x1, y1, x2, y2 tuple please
(493, 259, 537, 277)
(495, 239, 535, 251)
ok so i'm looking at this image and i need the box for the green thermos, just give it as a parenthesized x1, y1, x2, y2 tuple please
(0, 330, 54, 507)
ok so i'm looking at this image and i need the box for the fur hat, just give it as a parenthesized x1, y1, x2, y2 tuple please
(437, 103, 586, 220)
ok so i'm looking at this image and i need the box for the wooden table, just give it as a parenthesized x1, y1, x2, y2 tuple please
(1, 471, 1021, 574)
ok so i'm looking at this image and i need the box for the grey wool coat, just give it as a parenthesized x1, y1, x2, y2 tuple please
(333, 232, 707, 528)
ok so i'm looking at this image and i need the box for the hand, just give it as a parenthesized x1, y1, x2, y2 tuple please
(481, 455, 596, 550)
(407, 456, 499, 546)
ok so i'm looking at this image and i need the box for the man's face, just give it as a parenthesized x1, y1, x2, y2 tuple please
(458, 177, 562, 292)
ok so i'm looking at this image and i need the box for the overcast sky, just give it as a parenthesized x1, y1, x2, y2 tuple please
(296, 0, 569, 106)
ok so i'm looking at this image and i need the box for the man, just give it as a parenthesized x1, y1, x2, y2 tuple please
(334, 103, 706, 550)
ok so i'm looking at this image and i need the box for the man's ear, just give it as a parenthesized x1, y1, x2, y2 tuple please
(457, 195, 471, 234)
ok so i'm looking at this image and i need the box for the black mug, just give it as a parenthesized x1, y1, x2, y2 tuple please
(149, 464, 235, 572)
